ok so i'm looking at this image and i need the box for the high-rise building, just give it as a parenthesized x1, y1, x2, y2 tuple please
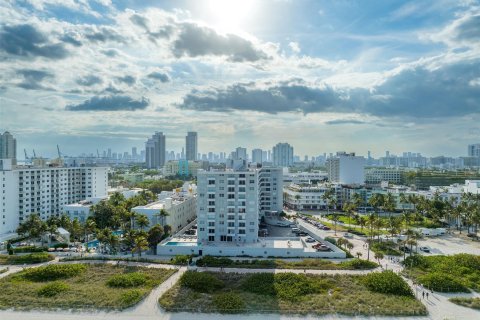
(186, 132, 198, 161)
(145, 132, 166, 169)
(326, 152, 365, 185)
(196, 166, 283, 244)
(252, 148, 263, 163)
(0, 160, 108, 235)
(272, 142, 294, 167)
(0, 131, 16, 164)
(132, 147, 137, 159)
(233, 147, 247, 160)
(468, 144, 480, 157)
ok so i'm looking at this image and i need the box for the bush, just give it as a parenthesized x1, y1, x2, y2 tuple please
(364, 271, 413, 296)
(119, 289, 143, 307)
(12, 246, 48, 253)
(23, 264, 86, 281)
(106, 272, 148, 288)
(171, 255, 190, 265)
(418, 272, 468, 292)
(347, 229, 367, 236)
(241, 273, 331, 301)
(213, 292, 245, 313)
(6, 252, 54, 264)
(37, 281, 69, 297)
(339, 259, 378, 270)
(449, 297, 480, 310)
(180, 271, 224, 293)
(370, 241, 401, 256)
(196, 256, 233, 267)
(53, 243, 69, 249)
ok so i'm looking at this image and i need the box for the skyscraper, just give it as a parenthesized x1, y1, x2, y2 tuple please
(272, 142, 294, 167)
(252, 148, 263, 163)
(326, 152, 365, 185)
(0, 131, 17, 164)
(145, 132, 166, 168)
(186, 131, 198, 160)
(468, 144, 480, 157)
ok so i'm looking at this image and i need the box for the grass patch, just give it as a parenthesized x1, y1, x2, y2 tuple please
(363, 271, 413, 296)
(404, 254, 480, 292)
(179, 271, 224, 293)
(213, 292, 245, 313)
(59, 256, 172, 264)
(196, 256, 377, 270)
(106, 272, 148, 288)
(0, 253, 55, 265)
(0, 263, 175, 310)
(160, 272, 426, 316)
(449, 297, 480, 310)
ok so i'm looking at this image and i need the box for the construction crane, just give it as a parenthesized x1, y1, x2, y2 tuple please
(97, 149, 100, 158)
(57, 144, 62, 158)
(32, 149, 37, 158)
(24, 149, 29, 160)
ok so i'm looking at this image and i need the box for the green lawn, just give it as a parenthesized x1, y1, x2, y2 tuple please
(403, 254, 480, 292)
(159, 271, 426, 316)
(0, 263, 176, 310)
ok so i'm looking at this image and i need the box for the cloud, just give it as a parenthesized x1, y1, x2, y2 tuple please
(179, 60, 480, 118)
(129, 12, 173, 43)
(172, 23, 269, 62)
(85, 27, 125, 43)
(452, 13, 480, 42)
(325, 119, 366, 125)
(76, 75, 103, 86)
(101, 49, 119, 57)
(116, 75, 136, 85)
(66, 95, 149, 111)
(0, 24, 69, 59)
(60, 34, 82, 47)
(147, 71, 170, 82)
(288, 41, 300, 53)
(16, 69, 54, 90)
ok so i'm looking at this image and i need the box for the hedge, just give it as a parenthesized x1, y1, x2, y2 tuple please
(179, 271, 224, 293)
(23, 264, 86, 281)
(364, 271, 413, 296)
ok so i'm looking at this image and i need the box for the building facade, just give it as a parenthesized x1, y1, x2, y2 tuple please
(326, 152, 365, 185)
(272, 143, 294, 167)
(468, 144, 480, 157)
(0, 131, 16, 164)
(196, 167, 283, 244)
(0, 160, 108, 235)
(365, 168, 403, 186)
(145, 132, 166, 169)
(186, 132, 198, 161)
(252, 148, 263, 163)
(164, 160, 209, 177)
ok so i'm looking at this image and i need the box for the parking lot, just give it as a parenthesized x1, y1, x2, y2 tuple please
(416, 234, 480, 256)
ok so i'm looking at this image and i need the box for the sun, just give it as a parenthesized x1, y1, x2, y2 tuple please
(207, 0, 255, 34)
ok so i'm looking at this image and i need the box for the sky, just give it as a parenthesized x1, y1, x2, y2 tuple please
(0, 0, 479, 159)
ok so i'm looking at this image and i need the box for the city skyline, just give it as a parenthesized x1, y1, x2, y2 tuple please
(1, 0, 479, 157)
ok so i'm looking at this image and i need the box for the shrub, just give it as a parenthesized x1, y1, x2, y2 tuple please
(53, 243, 69, 249)
(324, 237, 337, 245)
(23, 264, 86, 281)
(171, 255, 189, 265)
(370, 241, 401, 256)
(7, 252, 54, 264)
(363, 271, 413, 296)
(37, 281, 69, 297)
(12, 246, 48, 253)
(213, 292, 245, 313)
(119, 289, 143, 307)
(403, 255, 429, 268)
(339, 259, 378, 270)
(241, 273, 331, 301)
(449, 297, 480, 310)
(418, 272, 468, 292)
(196, 256, 233, 267)
(106, 272, 148, 288)
(179, 271, 224, 293)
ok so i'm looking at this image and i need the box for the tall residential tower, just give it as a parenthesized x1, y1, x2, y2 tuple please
(186, 132, 198, 160)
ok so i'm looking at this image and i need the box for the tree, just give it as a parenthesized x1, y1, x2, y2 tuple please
(155, 209, 170, 226)
(92, 201, 117, 229)
(136, 214, 150, 231)
(17, 214, 47, 240)
(374, 252, 384, 265)
(123, 229, 137, 257)
(84, 218, 96, 252)
(356, 252, 363, 259)
(163, 225, 172, 237)
(343, 201, 355, 227)
(367, 213, 377, 241)
(132, 235, 149, 257)
(358, 216, 367, 232)
(384, 192, 396, 218)
(108, 192, 126, 206)
(346, 242, 354, 253)
(322, 186, 335, 218)
(147, 224, 164, 254)
(70, 218, 83, 242)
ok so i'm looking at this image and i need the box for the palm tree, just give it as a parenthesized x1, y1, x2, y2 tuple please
(367, 213, 377, 241)
(356, 252, 363, 259)
(358, 216, 367, 232)
(322, 186, 335, 218)
(374, 252, 384, 265)
(384, 192, 396, 218)
(154, 209, 170, 226)
(343, 201, 354, 227)
(136, 214, 150, 231)
(132, 235, 149, 257)
(84, 218, 96, 252)
(147, 224, 164, 255)
(123, 229, 137, 257)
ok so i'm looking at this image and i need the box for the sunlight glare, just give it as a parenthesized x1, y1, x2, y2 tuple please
(207, 0, 255, 33)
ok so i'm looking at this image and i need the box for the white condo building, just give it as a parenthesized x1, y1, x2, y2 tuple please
(196, 167, 283, 244)
(251, 148, 263, 163)
(0, 159, 108, 236)
(132, 183, 197, 232)
(326, 152, 365, 185)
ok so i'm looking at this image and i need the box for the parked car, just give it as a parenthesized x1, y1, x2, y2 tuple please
(419, 246, 430, 253)
(399, 246, 411, 253)
(291, 227, 300, 233)
(305, 237, 316, 243)
(467, 233, 478, 238)
(298, 231, 308, 236)
(322, 226, 331, 230)
(343, 233, 353, 239)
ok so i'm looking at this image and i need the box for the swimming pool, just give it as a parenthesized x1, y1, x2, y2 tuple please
(165, 241, 197, 246)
